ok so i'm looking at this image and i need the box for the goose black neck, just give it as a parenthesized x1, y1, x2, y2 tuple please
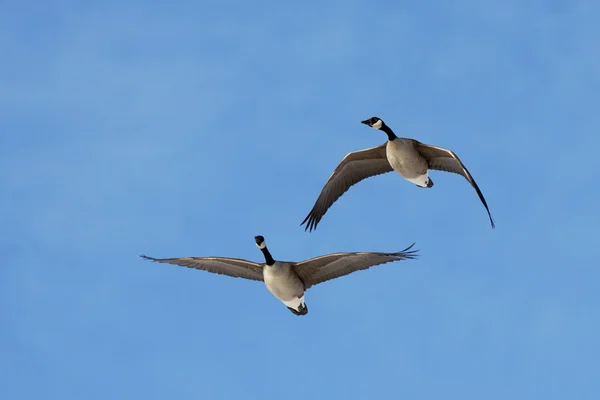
(381, 124, 397, 141)
(260, 247, 275, 266)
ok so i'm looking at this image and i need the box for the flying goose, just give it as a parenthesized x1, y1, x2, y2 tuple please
(301, 117, 495, 231)
(140, 235, 418, 316)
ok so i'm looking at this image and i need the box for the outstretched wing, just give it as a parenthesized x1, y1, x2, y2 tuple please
(301, 143, 393, 232)
(294, 243, 418, 290)
(140, 255, 264, 281)
(416, 142, 495, 228)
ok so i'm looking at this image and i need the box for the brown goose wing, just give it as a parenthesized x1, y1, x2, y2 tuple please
(140, 255, 264, 281)
(415, 142, 495, 228)
(293, 243, 418, 290)
(301, 143, 393, 232)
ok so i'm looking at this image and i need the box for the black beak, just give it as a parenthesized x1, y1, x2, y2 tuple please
(361, 119, 371, 126)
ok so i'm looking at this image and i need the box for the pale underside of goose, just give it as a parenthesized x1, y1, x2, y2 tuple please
(300, 117, 495, 232)
(140, 237, 418, 316)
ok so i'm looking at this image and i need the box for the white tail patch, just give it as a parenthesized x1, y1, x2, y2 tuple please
(282, 295, 305, 311)
(406, 173, 430, 187)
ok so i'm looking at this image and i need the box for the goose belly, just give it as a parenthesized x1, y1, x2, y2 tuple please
(386, 140, 429, 186)
(263, 266, 305, 304)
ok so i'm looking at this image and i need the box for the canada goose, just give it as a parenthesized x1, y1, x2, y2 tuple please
(140, 235, 418, 316)
(301, 117, 495, 231)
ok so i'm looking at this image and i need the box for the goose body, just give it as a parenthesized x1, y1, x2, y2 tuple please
(141, 235, 418, 316)
(300, 117, 494, 231)
(262, 262, 307, 314)
(386, 138, 432, 187)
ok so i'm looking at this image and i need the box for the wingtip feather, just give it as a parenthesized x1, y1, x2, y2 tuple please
(400, 242, 417, 252)
(395, 242, 419, 259)
(300, 214, 319, 232)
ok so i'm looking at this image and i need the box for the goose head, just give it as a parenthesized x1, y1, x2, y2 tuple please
(254, 235, 267, 249)
(361, 116, 384, 130)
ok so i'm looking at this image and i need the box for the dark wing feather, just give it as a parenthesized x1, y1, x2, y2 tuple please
(140, 255, 264, 281)
(301, 143, 393, 232)
(416, 142, 495, 228)
(294, 243, 418, 290)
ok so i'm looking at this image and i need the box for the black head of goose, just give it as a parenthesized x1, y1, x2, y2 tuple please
(300, 117, 495, 232)
(141, 236, 419, 316)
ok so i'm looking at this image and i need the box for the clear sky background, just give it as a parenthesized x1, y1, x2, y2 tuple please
(1, 1, 599, 399)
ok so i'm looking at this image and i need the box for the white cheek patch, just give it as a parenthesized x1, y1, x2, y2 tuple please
(256, 242, 266, 249)
(372, 119, 383, 129)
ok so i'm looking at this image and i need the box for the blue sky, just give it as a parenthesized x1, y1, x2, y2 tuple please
(1, 0, 599, 398)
